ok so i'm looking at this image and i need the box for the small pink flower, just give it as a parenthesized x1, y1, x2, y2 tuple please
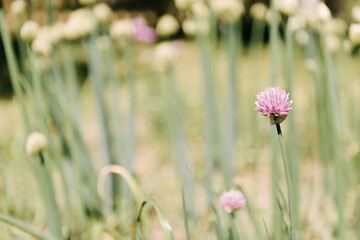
(132, 16, 158, 43)
(255, 87, 293, 125)
(219, 190, 246, 213)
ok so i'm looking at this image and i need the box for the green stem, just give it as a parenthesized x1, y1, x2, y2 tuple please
(0, 213, 56, 240)
(275, 124, 297, 240)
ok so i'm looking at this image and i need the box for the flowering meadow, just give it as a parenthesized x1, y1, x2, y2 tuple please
(0, 0, 360, 239)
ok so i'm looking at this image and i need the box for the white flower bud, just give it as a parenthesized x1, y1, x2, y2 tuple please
(64, 8, 95, 41)
(349, 23, 360, 46)
(32, 27, 53, 56)
(49, 23, 65, 44)
(153, 42, 179, 71)
(156, 14, 180, 38)
(352, 6, 360, 23)
(26, 132, 48, 156)
(295, 29, 309, 45)
(275, 0, 299, 16)
(93, 2, 113, 25)
(316, 2, 331, 22)
(182, 18, 197, 36)
(10, 0, 26, 15)
(211, 0, 245, 23)
(288, 15, 306, 32)
(110, 19, 134, 40)
(250, 3, 268, 21)
(20, 21, 39, 42)
(191, 1, 210, 19)
(175, 0, 196, 11)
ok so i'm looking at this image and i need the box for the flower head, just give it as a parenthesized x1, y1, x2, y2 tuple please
(219, 190, 246, 213)
(156, 14, 180, 38)
(211, 0, 245, 23)
(255, 87, 293, 125)
(26, 132, 48, 156)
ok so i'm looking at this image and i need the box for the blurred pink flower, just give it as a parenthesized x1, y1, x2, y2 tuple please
(255, 87, 293, 125)
(132, 16, 158, 43)
(219, 190, 246, 213)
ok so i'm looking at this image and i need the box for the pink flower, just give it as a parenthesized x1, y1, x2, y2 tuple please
(219, 190, 246, 213)
(255, 87, 293, 125)
(132, 16, 158, 43)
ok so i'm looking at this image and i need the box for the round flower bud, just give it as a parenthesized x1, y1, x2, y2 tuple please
(288, 15, 306, 32)
(175, 0, 196, 11)
(110, 19, 134, 41)
(49, 23, 65, 44)
(275, 0, 299, 16)
(250, 3, 268, 21)
(26, 132, 48, 156)
(182, 18, 196, 36)
(93, 2, 113, 25)
(316, 2, 331, 22)
(20, 21, 39, 42)
(32, 27, 53, 56)
(10, 0, 26, 16)
(219, 190, 246, 213)
(191, 1, 210, 19)
(64, 8, 95, 41)
(153, 41, 180, 72)
(349, 23, 360, 46)
(352, 6, 360, 23)
(156, 14, 180, 38)
(211, 0, 245, 23)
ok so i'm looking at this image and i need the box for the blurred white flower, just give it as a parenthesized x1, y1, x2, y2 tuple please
(275, 0, 299, 16)
(349, 23, 360, 46)
(352, 6, 360, 23)
(182, 18, 197, 36)
(156, 14, 180, 38)
(295, 29, 309, 45)
(175, 0, 196, 11)
(325, 18, 347, 36)
(93, 2, 113, 25)
(26, 132, 48, 156)
(153, 41, 180, 71)
(211, 0, 245, 23)
(288, 14, 306, 32)
(191, 1, 210, 19)
(49, 23, 65, 44)
(316, 2, 331, 22)
(250, 3, 268, 21)
(266, 9, 282, 25)
(64, 8, 95, 41)
(110, 19, 134, 41)
(32, 27, 53, 56)
(10, 0, 26, 16)
(20, 21, 39, 42)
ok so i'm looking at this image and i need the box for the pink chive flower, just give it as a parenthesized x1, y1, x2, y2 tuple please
(132, 16, 158, 43)
(255, 87, 293, 125)
(219, 190, 246, 213)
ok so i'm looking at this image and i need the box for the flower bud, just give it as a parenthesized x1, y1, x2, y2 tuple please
(175, 0, 196, 11)
(20, 21, 39, 42)
(110, 19, 134, 41)
(182, 18, 197, 36)
(156, 14, 180, 38)
(250, 3, 268, 21)
(316, 2, 331, 22)
(32, 27, 52, 56)
(211, 0, 245, 23)
(352, 6, 360, 23)
(10, 0, 26, 16)
(349, 23, 360, 46)
(64, 8, 95, 41)
(26, 132, 48, 156)
(93, 2, 113, 25)
(153, 41, 180, 71)
(275, 0, 299, 16)
(191, 1, 210, 19)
